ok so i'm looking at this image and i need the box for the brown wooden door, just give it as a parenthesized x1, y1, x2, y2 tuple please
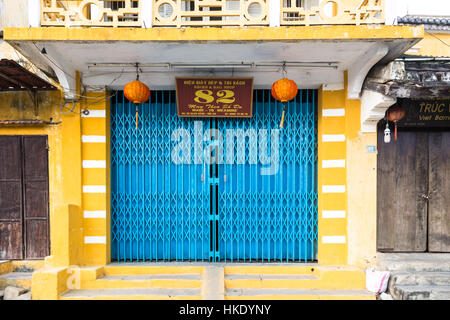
(378, 128, 450, 253)
(377, 130, 429, 252)
(0, 136, 24, 259)
(22, 136, 50, 259)
(0, 136, 49, 259)
(428, 132, 450, 252)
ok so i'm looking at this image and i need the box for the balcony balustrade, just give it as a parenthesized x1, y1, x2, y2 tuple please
(39, 0, 384, 28)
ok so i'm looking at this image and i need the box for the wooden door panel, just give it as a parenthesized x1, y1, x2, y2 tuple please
(25, 220, 49, 259)
(0, 181, 22, 220)
(22, 136, 48, 180)
(428, 132, 450, 252)
(22, 136, 49, 259)
(0, 222, 23, 260)
(0, 136, 21, 180)
(24, 181, 48, 218)
(377, 129, 428, 252)
(0, 136, 23, 259)
(377, 127, 397, 251)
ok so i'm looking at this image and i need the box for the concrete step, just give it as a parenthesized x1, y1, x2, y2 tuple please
(0, 272, 33, 290)
(224, 267, 366, 290)
(82, 274, 202, 289)
(225, 274, 322, 290)
(377, 253, 450, 272)
(0, 261, 10, 275)
(226, 288, 375, 300)
(390, 272, 450, 287)
(104, 264, 204, 276)
(391, 285, 450, 300)
(60, 288, 202, 300)
(224, 265, 317, 275)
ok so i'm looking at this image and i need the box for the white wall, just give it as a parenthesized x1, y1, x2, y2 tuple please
(386, 0, 450, 25)
(0, 0, 31, 29)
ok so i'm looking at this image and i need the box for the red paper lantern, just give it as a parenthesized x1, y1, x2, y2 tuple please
(124, 79, 150, 130)
(271, 78, 298, 128)
(124, 80, 150, 104)
(271, 78, 298, 103)
(387, 106, 406, 141)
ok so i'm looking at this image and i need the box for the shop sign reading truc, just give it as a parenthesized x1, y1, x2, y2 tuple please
(397, 99, 450, 127)
(176, 77, 253, 118)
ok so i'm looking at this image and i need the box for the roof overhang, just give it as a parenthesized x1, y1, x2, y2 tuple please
(4, 26, 424, 100)
(0, 59, 57, 92)
(364, 57, 450, 99)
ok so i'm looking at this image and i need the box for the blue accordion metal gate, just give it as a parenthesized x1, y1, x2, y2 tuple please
(111, 89, 317, 262)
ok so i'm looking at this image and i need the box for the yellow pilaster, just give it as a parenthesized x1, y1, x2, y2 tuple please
(318, 85, 348, 265)
(45, 72, 83, 267)
(80, 90, 111, 265)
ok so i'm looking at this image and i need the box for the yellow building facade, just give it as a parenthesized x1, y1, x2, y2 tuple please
(2, 0, 443, 300)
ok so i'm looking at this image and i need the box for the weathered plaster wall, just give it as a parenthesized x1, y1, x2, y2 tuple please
(0, 0, 29, 29)
(318, 74, 379, 269)
(346, 124, 378, 268)
(0, 90, 64, 262)
(0, 88, 85, 268)
(344, 72, 378, 269)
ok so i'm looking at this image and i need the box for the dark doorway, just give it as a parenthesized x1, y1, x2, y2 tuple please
(377, 126, 450, 253)
(0, 135, 50, 260)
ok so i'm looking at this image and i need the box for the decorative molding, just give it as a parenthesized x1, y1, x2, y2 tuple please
(83, 185, 107, 193)
(153, 0, 269, 27)
(322, 210, 346, 219)
(322, 236, 346, 244)
(84, 211, 107, 219)
(360, 89, 396, 133)
(84, 236, 106, 244)
(281, 0, 385, 26)
(41, 0, 142, 27)
(347, 43, 389, 100)
(82, 135, 106, 143)
(322, 134, 346, 142)
(323, 83, 345, 91)
(323, 108, 345, 117)
(322, 159, 346, 168)
(322, 185, 346, 193)
(81, 110, 106, 118)
(83, 160, 106, 168)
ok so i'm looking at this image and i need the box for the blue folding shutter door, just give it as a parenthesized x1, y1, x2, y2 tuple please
(111, 91, 210, 261)
(111, 90, 317, 262)
(218, 89, 318, 262)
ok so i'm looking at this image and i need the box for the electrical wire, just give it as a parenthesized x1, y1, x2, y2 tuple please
(32, 42, 77, 80)
(425, 31, 450, 48)
(31, 42, 125, 104)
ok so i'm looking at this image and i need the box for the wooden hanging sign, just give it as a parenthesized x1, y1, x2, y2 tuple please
(175, 77, 253, 118)
(397, 99, 450, 127)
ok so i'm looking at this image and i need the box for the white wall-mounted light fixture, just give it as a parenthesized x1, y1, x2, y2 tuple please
(87, 62, 339, 70)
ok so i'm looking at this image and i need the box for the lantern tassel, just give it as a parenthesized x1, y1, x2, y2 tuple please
(280, 104, 286, 129)
(394, 122, 398, 141)
(136, 105, 139, 130)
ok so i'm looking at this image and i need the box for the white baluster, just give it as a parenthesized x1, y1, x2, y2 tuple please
(270, 0, 281, 26)
(141, 0, 153, 28)
(28, 0, 41, 27)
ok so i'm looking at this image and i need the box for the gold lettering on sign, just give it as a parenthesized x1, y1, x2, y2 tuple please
(176, 77, 253, 118)
(420, 102, 447, 113)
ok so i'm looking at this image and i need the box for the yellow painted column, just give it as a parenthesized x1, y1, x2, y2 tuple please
(345, 73, 378, 268)
(46, 72, 83, 267)
(317, 85, 348, 265)
(80, 90, 111, 265)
